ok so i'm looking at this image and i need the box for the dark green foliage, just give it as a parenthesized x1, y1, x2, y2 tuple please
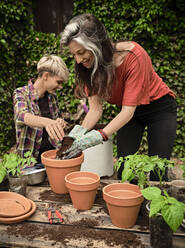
(0, 0, 184, 158)
(0, 0, 68, 154)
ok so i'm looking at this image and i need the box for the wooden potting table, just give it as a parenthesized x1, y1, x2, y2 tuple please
(0, 179, 185, 248)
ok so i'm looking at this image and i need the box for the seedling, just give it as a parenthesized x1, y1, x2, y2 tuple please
(115, 153, 174, 189)
(0, 151, 36, 183)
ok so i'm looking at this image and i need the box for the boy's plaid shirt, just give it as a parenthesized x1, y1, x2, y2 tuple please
(13, 80, 62, 160)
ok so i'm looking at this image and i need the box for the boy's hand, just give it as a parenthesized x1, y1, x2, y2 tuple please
(45, 118, 65, 141)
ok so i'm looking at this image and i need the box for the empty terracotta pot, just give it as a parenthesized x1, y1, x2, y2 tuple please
(65, 171, 100, 210)
(41, 150, 84, 194)
(103, 183, 144, 228)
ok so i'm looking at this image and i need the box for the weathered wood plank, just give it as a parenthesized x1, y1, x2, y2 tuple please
(27, 187, 150, 233)
(0, 180, 185, 248)
(26, 185, 185, 237)
(23, 201, 149, 233)
(0, 223, 150, 248)
(0, 223, 184, 248)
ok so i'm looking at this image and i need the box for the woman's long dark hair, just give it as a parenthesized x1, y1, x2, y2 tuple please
(61, 13, 115, 100)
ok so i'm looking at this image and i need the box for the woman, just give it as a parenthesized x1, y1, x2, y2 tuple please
(60, 13, 177, 181)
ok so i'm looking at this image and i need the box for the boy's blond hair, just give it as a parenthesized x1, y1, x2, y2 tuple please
(37, 55, 69, 82)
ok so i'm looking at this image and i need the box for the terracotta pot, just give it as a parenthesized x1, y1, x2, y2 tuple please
(41, 150, 84, 194)
(103, 183, 144, 228)
(65, 171, 100, 210)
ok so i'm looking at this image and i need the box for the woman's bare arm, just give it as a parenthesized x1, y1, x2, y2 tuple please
(103, 105, 136, 137)
(81, 95, 103, 130)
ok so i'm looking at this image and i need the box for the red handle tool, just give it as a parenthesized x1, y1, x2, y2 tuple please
(55, 210, 64, 223)
(48, 210, 53, 224)
(47, 209, 64, 224)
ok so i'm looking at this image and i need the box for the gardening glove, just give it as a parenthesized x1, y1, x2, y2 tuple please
(62, 129, 103, 159)
(55, 125, 88, 149)
(68, 125, 88, 139)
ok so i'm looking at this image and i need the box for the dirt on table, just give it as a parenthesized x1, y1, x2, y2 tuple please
(39, 185, 149, 230)
(6, 222, 146, 248)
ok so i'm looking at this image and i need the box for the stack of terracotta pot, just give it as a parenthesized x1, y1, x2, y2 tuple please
(0, 191, 36, 224)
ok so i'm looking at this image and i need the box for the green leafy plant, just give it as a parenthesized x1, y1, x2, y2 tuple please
(141, 186, 185, 232)
(0, 151, 36, 183)
(152, 157, 174, 185)
(115, 153, 154, 189)
(115, 153, 174, 189)
(0, 163, 6, 184)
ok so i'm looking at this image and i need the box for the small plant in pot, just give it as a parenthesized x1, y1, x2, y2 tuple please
(115, 153, 155, 189)
(141, 186, 185, 248)
(115, 153, 175, 217)
(0, 151, 36, 196)
(115, 153, 175, 189)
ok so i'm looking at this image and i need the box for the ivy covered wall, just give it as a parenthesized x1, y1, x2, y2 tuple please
(0, 0, 184, 157)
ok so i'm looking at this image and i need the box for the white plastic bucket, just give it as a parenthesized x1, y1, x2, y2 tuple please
(80, 137, 114, 177)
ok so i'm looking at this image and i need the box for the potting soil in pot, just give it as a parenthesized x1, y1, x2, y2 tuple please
(56, 136, 74, 159)
(150, 215, 173, 248)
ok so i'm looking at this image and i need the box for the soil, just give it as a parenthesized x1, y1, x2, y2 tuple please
(56, 136, 74, 159)
(6, 223, 145, 248)
(5, 183, 148, 247)
(0, 177, 9, 191)
(150, 215, 173, 248)
(176, 188, 185, 203)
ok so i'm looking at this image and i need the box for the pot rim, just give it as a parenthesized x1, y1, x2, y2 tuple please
(41, 150, 84, 167)
(171, 179, 185, 188)
(103, 183, 143, 200)
(65, 171, 100, 186)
